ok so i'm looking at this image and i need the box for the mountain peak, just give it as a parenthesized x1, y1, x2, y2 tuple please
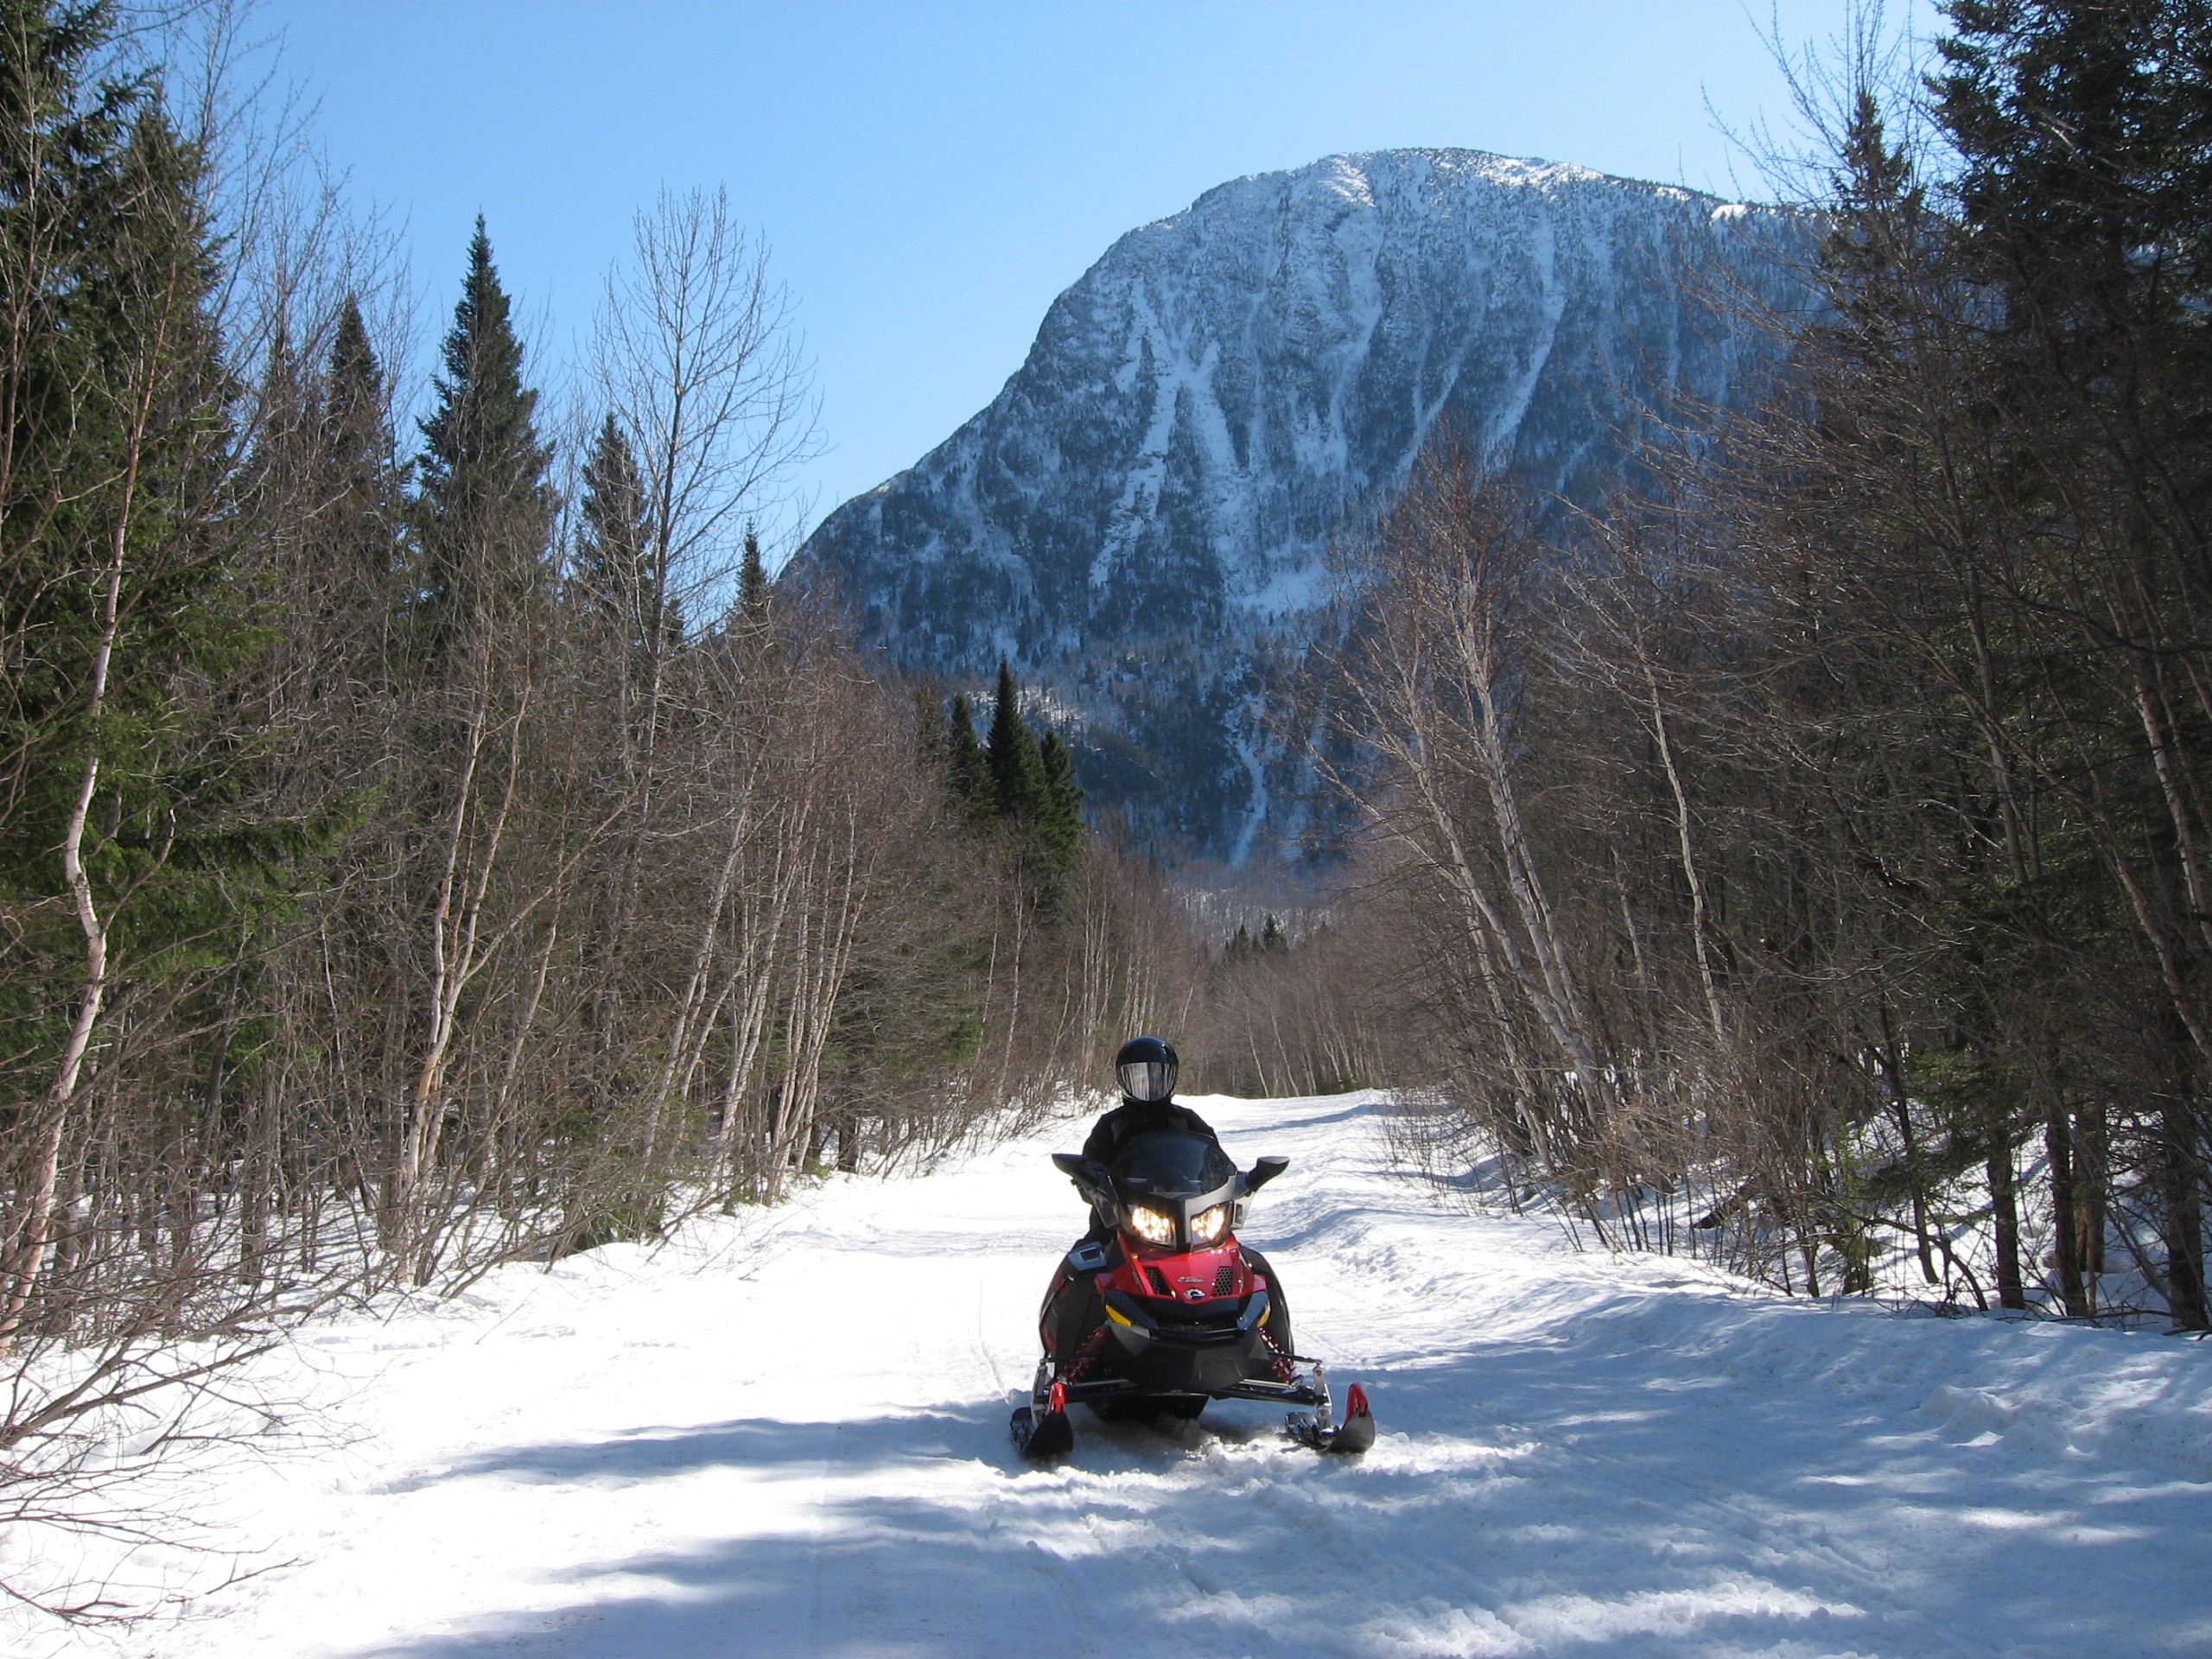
(794, 148, 1808, 861)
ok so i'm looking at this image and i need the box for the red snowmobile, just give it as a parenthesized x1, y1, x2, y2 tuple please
(1011, 1126, 1375, 1459)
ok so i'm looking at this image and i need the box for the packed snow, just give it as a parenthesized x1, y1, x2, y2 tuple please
(29, 1094, 2212, 1659)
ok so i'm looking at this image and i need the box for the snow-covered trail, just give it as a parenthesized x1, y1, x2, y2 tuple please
(61, 1095, 2212, 1659)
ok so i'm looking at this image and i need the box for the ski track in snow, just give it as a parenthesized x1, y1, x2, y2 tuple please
(35, 1095, 2212, 1659)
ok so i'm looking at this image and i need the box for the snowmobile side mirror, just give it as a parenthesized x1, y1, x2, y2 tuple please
(1243, 1154, 1290, 1193)
(1051, 1153, 1087, 1179)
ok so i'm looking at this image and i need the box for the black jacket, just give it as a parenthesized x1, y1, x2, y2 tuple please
(1081, 1097, 1221, 1169)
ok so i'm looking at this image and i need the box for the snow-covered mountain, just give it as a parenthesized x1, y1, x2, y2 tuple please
(795, 149, 1807, 861)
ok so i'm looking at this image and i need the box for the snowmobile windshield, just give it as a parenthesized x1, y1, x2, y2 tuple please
(1109, 1130, 1236, 1204)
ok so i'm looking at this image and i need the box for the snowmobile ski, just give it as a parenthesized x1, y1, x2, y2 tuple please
(1287, 1382, 1376, 1454)
(1009, 1404, 1075, 1459)
(1012, 1376, 1075, 1459)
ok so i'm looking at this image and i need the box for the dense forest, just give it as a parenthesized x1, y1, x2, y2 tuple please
(1232, 0, 2212, 1330)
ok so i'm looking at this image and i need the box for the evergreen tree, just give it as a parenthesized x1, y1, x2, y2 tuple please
(414, 217, 554, 675)
(0, 41, 260, 962)
(1940, 0, 2212, 350)
(945, 691, 990, 814)
(256, 312, 309, 475)
(912, 679, 946, 766)
(326, 294, 380, 429)
(574, 413, 652, 648)
(1930, 0, 2212, 1328)
(985, 658, 1046, 822)
(968, 658, 1087, 911)
(738, 522, 770, 623)
(1819, 89, 1943, 340)
(1034, 727, 1085, 877)
(0, 3, 298, 1344)
(320, 293, 408, 651)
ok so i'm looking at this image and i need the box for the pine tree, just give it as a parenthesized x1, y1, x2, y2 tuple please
(414, 217, 554, 676)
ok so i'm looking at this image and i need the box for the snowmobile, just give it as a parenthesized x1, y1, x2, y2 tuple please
(1010, 1126, 1375, 1459)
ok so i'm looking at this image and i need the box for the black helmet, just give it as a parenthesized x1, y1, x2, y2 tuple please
(1115, 1035, 1179, 1104)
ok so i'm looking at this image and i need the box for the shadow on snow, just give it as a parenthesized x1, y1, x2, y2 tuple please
(361, 1304, 2209, 1659)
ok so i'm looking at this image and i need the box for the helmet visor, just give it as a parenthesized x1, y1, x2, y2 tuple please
(1116, 1058, 1177, 1103)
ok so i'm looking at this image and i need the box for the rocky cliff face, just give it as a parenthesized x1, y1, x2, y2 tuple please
(795, 149, 1805, 861)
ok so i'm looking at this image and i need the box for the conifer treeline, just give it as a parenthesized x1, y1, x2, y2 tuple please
(0, 0, 1175, 1499)
(1273, 0, 2212, 1325)
(924, 658, 1085, 910)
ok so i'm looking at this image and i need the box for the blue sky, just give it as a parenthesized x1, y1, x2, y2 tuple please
(254, 2, 1930, 550)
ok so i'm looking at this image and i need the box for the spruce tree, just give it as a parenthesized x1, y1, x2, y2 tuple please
(945, 691, 990, 815)
(256, 313, 308, 477)
(321, 294, 408, 646)
(0, 53, 257, 919)
(738, 522, 770, 623)
(575, 413, 652, 649)
(0, 3, 300, 1343)
(414, 217, 553, 676)
(1930, 0, 2212, 1329)
(985, 658, 1046, 822)
(326, 295, 381, 428)
(913, 679, 945, 766)
(1819, 90, 1938, 340)
(1035, 727, 1085, 876)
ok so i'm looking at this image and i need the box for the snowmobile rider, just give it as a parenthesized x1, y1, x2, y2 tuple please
(1085, 1036, 1215, 1162)
(1075, 1036, 1218, 1240)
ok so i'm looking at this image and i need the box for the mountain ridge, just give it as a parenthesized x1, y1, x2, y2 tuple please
(795, 147, 1808, 861)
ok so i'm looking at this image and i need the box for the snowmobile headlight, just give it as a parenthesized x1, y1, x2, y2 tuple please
(1126, 1204, 1177, 1247)
(1189, 1203, 1230, 1247)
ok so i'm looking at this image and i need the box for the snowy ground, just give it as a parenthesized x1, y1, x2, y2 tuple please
(31, 1093, 2212, 1659)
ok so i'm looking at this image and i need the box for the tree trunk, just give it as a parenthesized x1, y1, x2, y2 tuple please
(1876, 1005, 1938, 1285)
(1986, 1116, 2027, 1311)
(2158, 1014, 2209, 1330)
(2041, 1094, 2087, 1318)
